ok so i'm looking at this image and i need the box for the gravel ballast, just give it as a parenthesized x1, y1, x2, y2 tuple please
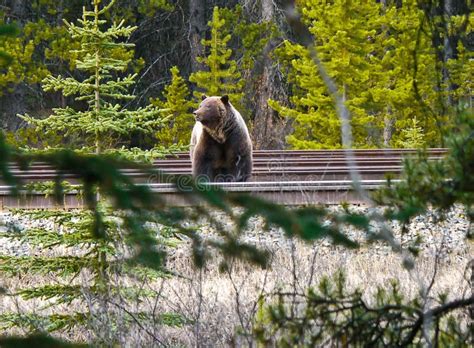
(3, 204, 471, 257)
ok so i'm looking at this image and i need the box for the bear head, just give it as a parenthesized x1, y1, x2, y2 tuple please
(193, 95, 230, 143)
(193, 95, 229, 128)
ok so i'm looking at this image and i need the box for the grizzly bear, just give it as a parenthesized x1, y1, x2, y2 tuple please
(190, 95, 253, 182)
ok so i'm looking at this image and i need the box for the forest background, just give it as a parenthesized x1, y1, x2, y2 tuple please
(1, 0, 472, 151)
(0, 0, 473, 346)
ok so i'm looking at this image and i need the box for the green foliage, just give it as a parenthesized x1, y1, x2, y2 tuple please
(107, 0, 174, 22)
(150, 66, 195, 146)
(253, 270, 471, 346)
(189, 6, 244, 108)
(250, 3, 473, 345)
(0, 141, 177, 340)
(0, 20, 51, 92)
(0, 25, 18, 37)
(374, 112, 474, 226)
(1, 0, 173, 341)
(0, 24, 19, 66)
(1, 1, 473, 344)
(377, 0, 448, 147)
(0, 334, 86, 348)
(138, 0, 174, 14)
(269, 0, 463, 149)
(270, 0, 380, 148)
(0, 1, 85, 93)
(395, 117, 425, 148)
(0, 0, 163, 100)
(18, 0, 164, 149)
(219, 5, 278, 72)
(446, 40, 474, 107)
(4, 127, 64, 148)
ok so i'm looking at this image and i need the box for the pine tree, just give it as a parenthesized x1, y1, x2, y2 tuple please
(19, 0, 163, 153)
(396, 117, 425, 148)
(269, 0, 449, 149)
(372, 0, 443, 147)
(446, 39, 474, 111)
(189, 6, 244, 108)
(1, 1, 178, 342)
(269, 0, 382, 149)
(150, 66, 195, 146)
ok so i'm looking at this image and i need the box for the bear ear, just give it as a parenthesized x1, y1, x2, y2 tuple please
(221, 95, 229, 105)
(201, 94, 208, 101)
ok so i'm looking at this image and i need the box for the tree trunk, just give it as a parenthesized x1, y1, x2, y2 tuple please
(10, 0, 28, 19)
(0, 0, 29, 131)
(252, 0, 287, 150)
(383, 110, 395, 147)
(380, 0, 394, 148)
(188, 0, 207, 73)
(442, 0, 469, 106)
(428, 0, 469, 107)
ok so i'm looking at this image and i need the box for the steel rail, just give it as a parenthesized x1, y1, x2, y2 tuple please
(8, 156, 437, 166)
(0, 180, 395, 209)
(162, 148, 447, 157)
(0, 167, 403, 185)
(4, 149, 446, 170)
(0, 148, 447, 209)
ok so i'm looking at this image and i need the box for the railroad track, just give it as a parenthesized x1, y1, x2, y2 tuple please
(0, 148, 446, 209)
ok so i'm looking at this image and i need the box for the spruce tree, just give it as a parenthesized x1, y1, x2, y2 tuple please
(1, 0, 178, 342)
(269, 0, 382, 149)
(395, 117, 425, 148)
(189, 6, 244, 108)
(150, 66, 195, 146)
(372, 0, 442, 147)
(19, 0, 163, 153)
(269, 0, 448, 149)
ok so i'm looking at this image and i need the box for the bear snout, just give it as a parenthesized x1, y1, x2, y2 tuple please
(193, 111, 202, 122)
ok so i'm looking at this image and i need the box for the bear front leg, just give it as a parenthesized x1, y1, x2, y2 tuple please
(192, 152, 215, 182)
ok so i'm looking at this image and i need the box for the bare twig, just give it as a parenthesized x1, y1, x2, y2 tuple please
(401, 297, 474, 346)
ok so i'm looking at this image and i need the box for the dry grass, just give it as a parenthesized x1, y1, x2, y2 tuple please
(155, 238, 471, 346)
(1, 209, 472, 346)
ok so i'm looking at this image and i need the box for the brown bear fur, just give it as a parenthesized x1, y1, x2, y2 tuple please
(190, 95, 253, 182)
